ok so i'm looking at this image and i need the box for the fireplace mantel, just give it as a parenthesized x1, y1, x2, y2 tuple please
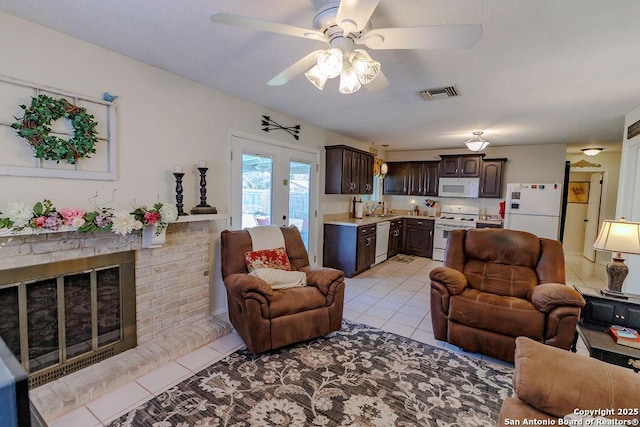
(0, 213, 228, 238)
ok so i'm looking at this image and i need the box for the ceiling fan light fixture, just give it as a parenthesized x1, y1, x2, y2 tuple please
(316, 48, 343, 79)
(351, 49, 381, 84)
(465, 131, 490, 152)
(305, 65, 328, 90)
(582, 148, 604, 156)
(339, 66, 362, 94)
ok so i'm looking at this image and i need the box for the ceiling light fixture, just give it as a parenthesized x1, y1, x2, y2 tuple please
(581, 148, 604, 156)
(305, 47, 380, 94)
(465, 131, 490, 152)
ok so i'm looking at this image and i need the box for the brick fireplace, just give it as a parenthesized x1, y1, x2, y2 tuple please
(0, 219, 230, 420)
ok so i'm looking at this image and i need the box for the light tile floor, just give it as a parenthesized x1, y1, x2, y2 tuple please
(46, 252, 603, 426)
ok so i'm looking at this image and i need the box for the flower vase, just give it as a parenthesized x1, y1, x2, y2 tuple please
(141, 225, 166, 248)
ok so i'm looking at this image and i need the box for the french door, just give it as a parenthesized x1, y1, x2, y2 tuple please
(230, 134, 319, 261)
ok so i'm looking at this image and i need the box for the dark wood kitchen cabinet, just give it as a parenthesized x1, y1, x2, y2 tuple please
(439, 155, 483, 178)
(479, 158, 507, 198)
(325, 145, 374, 194)
(402, 218, 434, 258)
(407, 161, 440, 196)
(384, 161, 439, 196)
(382, 162, 408, 195)
(323, 224, 376, 278)
(387, 219, 403, 258)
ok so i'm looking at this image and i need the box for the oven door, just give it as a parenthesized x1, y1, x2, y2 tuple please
(433, 222, 473, 261)
(433, 222, 471, 249)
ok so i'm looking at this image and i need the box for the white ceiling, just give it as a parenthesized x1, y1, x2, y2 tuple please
(1, 0, 638, 152)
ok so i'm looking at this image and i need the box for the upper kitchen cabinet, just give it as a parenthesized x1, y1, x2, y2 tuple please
(325, 145, 374, 194)
(439, 155, 483, 177)
(384, 161, 439, 196)
(408, 161, 440, 196)
(382, 162, 408, 195)
(479, 158, 507, 198)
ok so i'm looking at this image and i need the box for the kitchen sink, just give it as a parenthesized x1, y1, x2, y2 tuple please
(371, 214, 396, 218)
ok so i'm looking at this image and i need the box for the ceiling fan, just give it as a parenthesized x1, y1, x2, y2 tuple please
(210, 0, 482, 94)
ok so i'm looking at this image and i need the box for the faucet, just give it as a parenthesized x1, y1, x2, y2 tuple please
(372, 203, 385, 216)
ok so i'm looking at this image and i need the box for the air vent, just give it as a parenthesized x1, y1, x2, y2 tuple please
(419, 86, 458, 101)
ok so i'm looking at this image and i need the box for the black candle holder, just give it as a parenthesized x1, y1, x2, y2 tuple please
(173, 172, 188, 216)
(191, 167, 217, 214)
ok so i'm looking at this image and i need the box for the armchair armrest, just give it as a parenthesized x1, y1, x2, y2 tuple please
(224, 273, 274, 300)
(429, 266, 468, 295)
(528, 283, 585, 313)
(300, 266, 344, 296)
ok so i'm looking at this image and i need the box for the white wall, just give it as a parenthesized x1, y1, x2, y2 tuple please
(385, 143, 567, 215)
(618, 105, 640, 294)
(0, 12, 366, 313)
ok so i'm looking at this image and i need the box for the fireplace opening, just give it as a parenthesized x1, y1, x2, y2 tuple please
(0, 251, 136, 388)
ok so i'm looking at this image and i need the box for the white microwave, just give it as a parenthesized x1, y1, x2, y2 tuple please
(438, 177, 480, 198)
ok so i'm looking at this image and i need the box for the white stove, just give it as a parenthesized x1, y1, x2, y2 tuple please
(432, 205, 480, 261)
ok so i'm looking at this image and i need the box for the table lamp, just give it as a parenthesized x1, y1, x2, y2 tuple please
(592, 218, 640, 298)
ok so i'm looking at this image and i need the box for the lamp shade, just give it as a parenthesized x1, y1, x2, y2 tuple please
(339, 66, 362, 94)
(465, 131, 489, 152)
(593, 219, 640, 255)
(582, 148, 604, 156)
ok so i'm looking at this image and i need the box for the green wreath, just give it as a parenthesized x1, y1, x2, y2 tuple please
(11, 94, 99, 164)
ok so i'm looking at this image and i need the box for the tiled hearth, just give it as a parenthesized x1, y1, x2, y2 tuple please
(0, 219, 230, 420)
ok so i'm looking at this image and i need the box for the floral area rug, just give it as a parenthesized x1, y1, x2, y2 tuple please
(106, 321, 513, 426)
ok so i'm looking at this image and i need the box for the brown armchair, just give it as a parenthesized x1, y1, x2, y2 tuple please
(220, 226, 345, 354)
(430, 229, 585, 362)
(499, 337, 640, 424)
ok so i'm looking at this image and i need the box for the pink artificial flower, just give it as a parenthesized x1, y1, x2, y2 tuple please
(32, 216, 47, 228)
(144, 211, 161, 224)
(59, 207, 86, 225)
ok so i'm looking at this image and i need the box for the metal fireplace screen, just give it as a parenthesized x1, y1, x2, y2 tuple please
(0, 251, 136, 388)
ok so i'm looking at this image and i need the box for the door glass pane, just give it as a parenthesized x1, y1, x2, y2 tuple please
(242, 154, 272, 229)
(289, 161, 311, 248)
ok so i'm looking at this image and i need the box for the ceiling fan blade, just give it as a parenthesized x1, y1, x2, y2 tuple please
(210, 12, 326, 43)
(336, 0, 380, 34)
(364, 70, 389, 92)
(358, 25, 483, 50)
(267, 50, 324, 86)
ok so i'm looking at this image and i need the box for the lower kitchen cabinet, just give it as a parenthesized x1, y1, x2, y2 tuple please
(402, 218, 434, 258)
(387, 219, 403, 258)
(324, 224, 377, 278)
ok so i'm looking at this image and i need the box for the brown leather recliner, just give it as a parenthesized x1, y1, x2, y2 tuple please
(220, 226, 345, 354)
(499, 337, 640, 424)
(430, 228, 585, 363)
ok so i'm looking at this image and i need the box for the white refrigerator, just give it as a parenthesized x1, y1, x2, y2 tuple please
(504, 183, 563, 239)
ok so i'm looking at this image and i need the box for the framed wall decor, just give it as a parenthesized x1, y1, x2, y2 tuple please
(568, 181, 590, 204)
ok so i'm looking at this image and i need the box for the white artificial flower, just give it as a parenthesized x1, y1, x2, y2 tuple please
(133, 220, 144, 230)
(71, 216, 86, 228)
(111, 210, 136, 236)
(159, 204, 178, 223)
(5, 202, 32, 228)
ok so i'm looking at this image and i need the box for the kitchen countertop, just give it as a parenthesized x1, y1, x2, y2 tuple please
(324, 215, 504, 227)
(476, 218, 504, 226)
(324, 214, 438, 227)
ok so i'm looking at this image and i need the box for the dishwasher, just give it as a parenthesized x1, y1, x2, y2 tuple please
(374, 221, 390, 265)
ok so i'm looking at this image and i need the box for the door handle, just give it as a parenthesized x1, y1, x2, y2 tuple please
(282, 215, 287, 220)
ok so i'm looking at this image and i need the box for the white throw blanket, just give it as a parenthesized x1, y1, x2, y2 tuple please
(247, 225, 285, 250)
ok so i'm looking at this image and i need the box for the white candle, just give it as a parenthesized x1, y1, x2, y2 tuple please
(197, 160, 206, 168)
(174, 165, 183, 173)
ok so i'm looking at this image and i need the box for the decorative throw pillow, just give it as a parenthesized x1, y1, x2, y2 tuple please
(249, 268, 306, 289)
(244, 247, 291, 272)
